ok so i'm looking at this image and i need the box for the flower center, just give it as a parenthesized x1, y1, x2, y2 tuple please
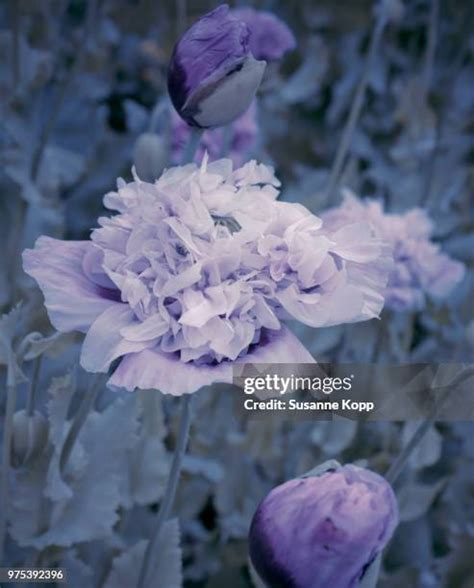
(211, 214, 242, 234)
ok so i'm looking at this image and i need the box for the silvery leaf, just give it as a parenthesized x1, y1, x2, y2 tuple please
(281, 36, 329, 105)
(27, 395, 140, 548)
(401, 423, 442, 470)
(126, 390, 169, 507)
(17, 331, 76, 361)
(61, 549, 95, 588)
(9, 452, 50, 545)
(398, 479, 447, 522)
(9, 374, 76, 545)
(45, 373, 79, 503)
(103, 519, 182, 588)
(311, 420, 358, 455)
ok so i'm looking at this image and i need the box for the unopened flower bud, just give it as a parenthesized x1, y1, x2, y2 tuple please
(167, 4, 266, 128)
(249, 462, 399, 588)
(133, 133, 168, 182)
(11, 410, 48, 467)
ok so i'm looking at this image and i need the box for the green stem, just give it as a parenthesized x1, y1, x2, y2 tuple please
(324, 3, 389, 201)
(176, 0, 187, 35)
(219, 124, 234, 159)
(11, 0, 20, 93)
(30, 0, 94, 181)
(137, 394, 193, 588)
(0, 364, 18, 564)
(8, 198, 28, 302)
(30, 68, 75, 182)
(59, 373, 102, 475)
(26, 355, 42, 417)
(180, 128, 204, 165)
(422, 0, 439, 98)
(148, 99, 168, 134)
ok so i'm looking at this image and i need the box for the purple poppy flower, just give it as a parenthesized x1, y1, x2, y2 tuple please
(249, 463, 399, 588)
(322, 192, 466, 312)
(232, 8, 296, 61)
(168, 5, 266, 128)
(23, 158, 391, 396)
(171, 100, 259, 167)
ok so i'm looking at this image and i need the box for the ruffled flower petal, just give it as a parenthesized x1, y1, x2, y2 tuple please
(80, 304, 156, 372)
(22, 237, 120, 333)
(108, 326, 314, 395)
(108, 347, 233, 395)
(276, 282, 368, 328)
(240, 325, 315, 364)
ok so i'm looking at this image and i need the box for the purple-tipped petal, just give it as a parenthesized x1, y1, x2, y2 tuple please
(249, 464, 399, 588)
(108, 326, 313, 395)
(232, 8, 296, 61)
(22, 237, 120, 333)
(107, 347, 233, 396)
(240, 325, 315, 365)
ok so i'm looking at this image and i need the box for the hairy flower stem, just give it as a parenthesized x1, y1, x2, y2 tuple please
(10, 0, 20, 93)
(324, 4, 389, 201)
(148, 99, 169, 134)
(59, 373, 103, 475)
(0, 364, 18, 564)
(26, 355, 42, 417)
(422, 0, 439, 98)
(386, 367, 474, 485)
(180, 129, 204, 165)
(30, 66, 77, 182)
(219, 124, 234, 158)
(137, 394, 193, 588)
(30, 0, 95, 182)
(177, 0, 187, 35)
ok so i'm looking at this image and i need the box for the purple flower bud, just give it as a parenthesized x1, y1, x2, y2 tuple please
(232, 8, 296, 61)
(168, 5, 266, 128)
(249, 463, 399, 588)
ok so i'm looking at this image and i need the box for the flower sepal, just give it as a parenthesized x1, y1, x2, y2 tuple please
(249, 554, 382, 588)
